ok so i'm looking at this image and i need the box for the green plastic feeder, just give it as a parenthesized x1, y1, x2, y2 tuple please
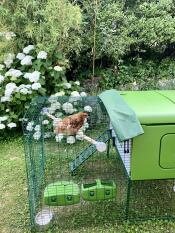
(44, 181, 80, 206)
(82, 179, 116, 201)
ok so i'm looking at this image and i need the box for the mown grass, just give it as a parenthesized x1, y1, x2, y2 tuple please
(1, 137, 175, 233)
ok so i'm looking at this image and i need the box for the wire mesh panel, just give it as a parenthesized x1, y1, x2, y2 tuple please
(23, 96, 129, 231)
(23, 96, 175, 232)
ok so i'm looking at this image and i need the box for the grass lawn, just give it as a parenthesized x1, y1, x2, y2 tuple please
(1, 136, 175, 233)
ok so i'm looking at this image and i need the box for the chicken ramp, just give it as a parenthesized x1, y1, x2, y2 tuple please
(70, 129, 112, 174)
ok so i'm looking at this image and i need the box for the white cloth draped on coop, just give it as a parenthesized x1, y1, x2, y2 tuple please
(99, 89, 144, 141)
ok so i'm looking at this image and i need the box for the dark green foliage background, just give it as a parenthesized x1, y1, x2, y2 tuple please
(73, 0, 175, 90)
(1, 0, 175, 90)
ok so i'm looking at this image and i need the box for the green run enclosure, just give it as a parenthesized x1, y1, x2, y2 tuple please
(23, 91, 175, 231)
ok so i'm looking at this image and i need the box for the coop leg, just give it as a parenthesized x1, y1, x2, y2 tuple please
(107, 139, 110, 158)
(125, 179, 132, 220)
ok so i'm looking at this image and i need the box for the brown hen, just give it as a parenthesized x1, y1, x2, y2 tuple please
(54, 112, 88, 136)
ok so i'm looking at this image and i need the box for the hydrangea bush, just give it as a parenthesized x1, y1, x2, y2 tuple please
(0, 45, 83, 134)
(25, 91, 92, 144)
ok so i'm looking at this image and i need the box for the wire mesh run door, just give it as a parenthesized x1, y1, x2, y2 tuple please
(23, 96, 128, 231)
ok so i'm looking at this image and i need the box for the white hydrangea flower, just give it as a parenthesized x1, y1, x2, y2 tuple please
(55, 134, 64, 142)
(5, 71, 12, 77)
(18, 84, 25, 89)
(26, 122, 34, 131)
(23, 45, 34, 54)
(48, 102, 61, 114)
(21, 55, 34, 66)
(62, 102, 74, 114)
(0, 64, 5, 70)
(42, 120, 49, 125)
(64, 82, 71, 89)
(48, 95, 57, 103)
(74, 81, 80, 86)
(4, 32, 16, 40)
(33, 131, 41, 140)
(24, 73, 30, 79)
(5, 89, 13, 97)
(4, 59, 13, 68)
(54, 66, 63, 71)
(71, 91, 80, 97)
(1, 96, 11, 102)
(16, 53, 25, 60)
(5, 82, 17, 97)
(80, 92, 87, 97)
(4, 53, 15, 68)
(50, 102, 61, 112)
(5, 69, 23, 78)
(17, 84, 31, 94)
(0, 116, 8, 122)
(37, 51, 47, 59)
(0, 123, 5, 130)
(20, 88, 29, 95)
(32, 83, 41, 90)
(34, 125, 41, 131)
(84, 105, 92, 112)
(6, 109, 10, 113)
(25, 71, 41, 83)
(67, 136, 76, 144)
(7, 122, 17, 128)
(25, 84, 32, 89)
(6, 82, 17, 90)
(48, 107, 55, 114)
(0, 75, 4, 84)
(55, 91, 65, 96)
(69, 91, 81, 102)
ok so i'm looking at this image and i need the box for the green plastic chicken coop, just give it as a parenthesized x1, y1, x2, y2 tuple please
(23, 90, 175, 231)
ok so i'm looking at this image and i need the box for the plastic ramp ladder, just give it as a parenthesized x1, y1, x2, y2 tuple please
(69, 129, 112, 174)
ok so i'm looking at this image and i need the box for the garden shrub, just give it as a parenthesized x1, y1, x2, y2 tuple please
(0, 45, 83, 134)
(98, 58, 175, 91)
(72, 0, 175, 83)
(0, 0, 82, 61)
(1, 0, 175, 135)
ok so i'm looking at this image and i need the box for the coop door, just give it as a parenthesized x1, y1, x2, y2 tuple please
(159, 134, 175, 169)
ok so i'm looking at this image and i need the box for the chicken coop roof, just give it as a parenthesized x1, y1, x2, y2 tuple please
(120, 90, 175, 124)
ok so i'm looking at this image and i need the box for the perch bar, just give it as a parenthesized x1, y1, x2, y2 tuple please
(81, 135, 107, 152)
